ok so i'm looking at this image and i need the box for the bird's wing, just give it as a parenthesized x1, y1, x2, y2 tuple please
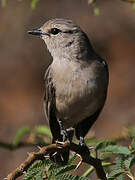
(44, 66, 61, 142)
(44, 66, 70, 165)
(75, 107, 102, 140)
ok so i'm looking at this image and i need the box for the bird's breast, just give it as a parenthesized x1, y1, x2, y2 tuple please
(51, 59, 107, 128)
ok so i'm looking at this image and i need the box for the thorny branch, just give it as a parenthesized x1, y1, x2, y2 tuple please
(6, 141, 107, 180)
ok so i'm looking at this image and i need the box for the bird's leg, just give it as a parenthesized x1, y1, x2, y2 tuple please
(79, 136, 86, 147)
(67, 128, 74, 143)
(79, 136, 90, 155)
(57, 119, 69, 142)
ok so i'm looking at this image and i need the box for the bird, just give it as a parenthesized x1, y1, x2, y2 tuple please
(28, 18, 109, 165)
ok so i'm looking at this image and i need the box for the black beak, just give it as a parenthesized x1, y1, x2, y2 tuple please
(28, 29, 42, 36)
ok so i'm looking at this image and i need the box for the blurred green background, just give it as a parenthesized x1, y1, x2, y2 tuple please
(0, 0, 135, 178)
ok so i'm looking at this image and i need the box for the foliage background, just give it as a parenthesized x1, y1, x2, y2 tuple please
(0, 0, 135, 179)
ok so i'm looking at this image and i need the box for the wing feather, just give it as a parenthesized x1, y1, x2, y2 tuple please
(44, 66, 61, 142)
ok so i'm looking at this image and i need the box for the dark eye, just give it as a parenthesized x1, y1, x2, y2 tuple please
(50, 28, 61, 35)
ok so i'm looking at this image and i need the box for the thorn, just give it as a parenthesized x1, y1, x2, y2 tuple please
(76, 153, 81, 158)
(126, 174, 134, 180)
(75, 154, 82, 169)
(75, 159, 82, 169)
(44, 155, 50, 158)
(56, 141, 65, 145)
(51, 152, 57, 157)
(37, 146, 42, 150)
(57, 146, 63, 149)
(55, 140, 58, 144)
(60, 154, 64, 161)
(27, 152, 30, 156)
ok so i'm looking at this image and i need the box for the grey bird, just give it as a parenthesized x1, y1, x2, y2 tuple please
(28, 18, 109, 165)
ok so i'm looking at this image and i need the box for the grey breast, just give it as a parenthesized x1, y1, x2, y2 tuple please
(50, 57, 108, 129)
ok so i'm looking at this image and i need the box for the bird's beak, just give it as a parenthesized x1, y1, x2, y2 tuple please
(28, 29, 49, 37)
(28, 29, 43, 36)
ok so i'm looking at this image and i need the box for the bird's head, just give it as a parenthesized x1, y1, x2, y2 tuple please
(28, 18, 93, 60)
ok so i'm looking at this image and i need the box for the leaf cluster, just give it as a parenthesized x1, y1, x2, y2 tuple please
(11, 125, 135, 180)
(23, 156, 90, 180)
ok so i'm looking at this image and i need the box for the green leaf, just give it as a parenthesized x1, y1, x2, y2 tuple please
(48, 163, 76, 178)
(23, 160, 51, 180)
(1, 0, 6, 8)
(82, 166, 94, 177)
(28, 160, 44, 172)
(68, 154, 77, 164)
(107, 157, 125, 179)
(125, 156, 135, 169)
(115, 157, 123, 169)
(96, 141, 116, 151)
(35, 170, 43, 180)
(13, 126, 31, 146)
(56, 174, 90, 180)
(55, 165, 76, 176)
(108, 169, 125, 179)
(115, 157, 124, 180)
(28, 159, 51, 172)
(104, 145, 130, 156)
(85, 138, 100, 146)
(31, 0, 39, 9)
(23, 167, 44, 180)
(48, 163, 59, 179)
(34, 125, 52, 138)
(93, 7, 100, 16)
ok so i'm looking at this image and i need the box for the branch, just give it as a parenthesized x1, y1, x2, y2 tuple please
(6, 142, 107, 180)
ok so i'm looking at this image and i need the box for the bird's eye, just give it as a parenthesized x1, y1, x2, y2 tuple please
(50, 28, 61, 35)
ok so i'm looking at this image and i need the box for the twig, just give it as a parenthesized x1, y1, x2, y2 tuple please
(6, 142, 107, 180)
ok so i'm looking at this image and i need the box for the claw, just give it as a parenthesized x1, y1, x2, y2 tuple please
(27, 152, 30, 156)
(44, 155, 50, 158)
(60, 154, 64, 161)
